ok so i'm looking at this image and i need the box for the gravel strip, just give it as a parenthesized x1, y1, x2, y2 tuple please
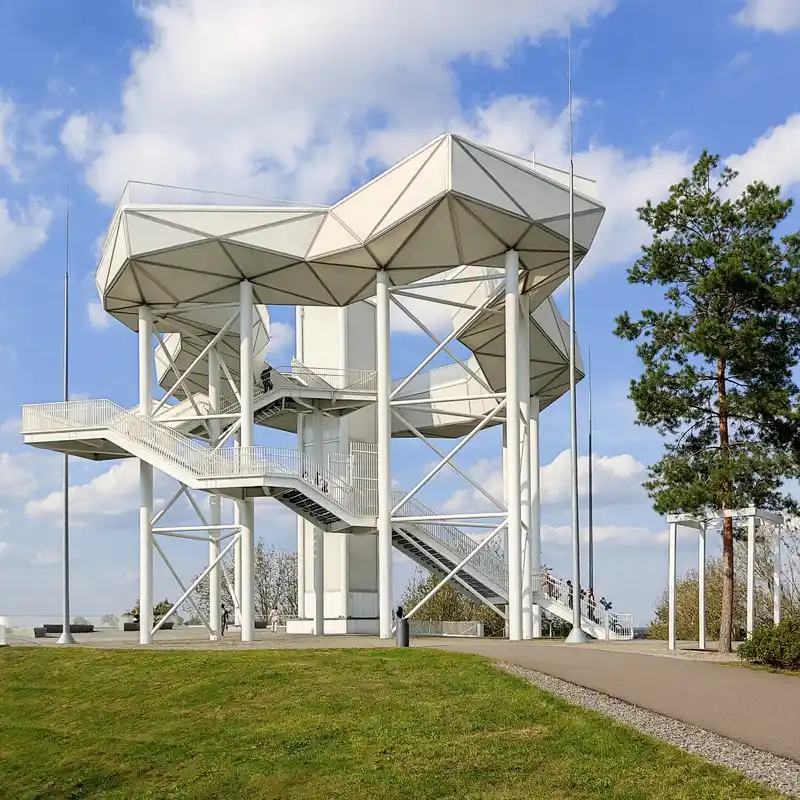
(498, 661, 800, 799)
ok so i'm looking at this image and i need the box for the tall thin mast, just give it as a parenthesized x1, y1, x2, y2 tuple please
(58, 196, 75, 645)
(566, 22, 587, 643)
(588, 347, 594, 591)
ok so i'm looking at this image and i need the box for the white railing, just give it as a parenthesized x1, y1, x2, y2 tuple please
(407, 620, 485, 637)
(533, 571, 633, 640)
(21, 400, 371, 520)
(392, 491, 508, 591)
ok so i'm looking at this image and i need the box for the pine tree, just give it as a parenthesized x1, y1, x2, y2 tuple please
(614, 152, 800, 652)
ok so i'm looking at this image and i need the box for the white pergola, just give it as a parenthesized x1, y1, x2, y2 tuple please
(667, 508, 783, 651)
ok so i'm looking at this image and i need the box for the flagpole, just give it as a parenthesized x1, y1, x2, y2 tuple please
(566, 22, 587, 643)
(588, 347, 594, 592)
(57, 196, 76, 645)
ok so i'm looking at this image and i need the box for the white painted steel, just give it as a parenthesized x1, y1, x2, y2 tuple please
(505, 250, 522, 642)
(530, 397, 542, 638)
(240, 281, 254, 448)
(239, 498, 254, 642)
(699, 522, 706, 650)
(774, 524, 782, 624)
(376, 272, 393, 639)
(520, 293, 533, 640)
(668, 522, 677, 651)
(747, 515, 756, 638)
(208, 346, 221, 640)
(313, 409, 325, 636)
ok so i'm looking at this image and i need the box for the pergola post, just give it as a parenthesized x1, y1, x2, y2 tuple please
(376, 270, 393, 639)
(747, 515, 756, 638)
(504, 249, 522, 642)
(774, 523, 782, 624)
(668, 521, 677, 651)
(138, 305, 154, 645)
(698, 522, 706, 650)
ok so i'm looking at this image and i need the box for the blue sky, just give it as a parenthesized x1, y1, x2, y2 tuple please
(2, 0, 800, 624)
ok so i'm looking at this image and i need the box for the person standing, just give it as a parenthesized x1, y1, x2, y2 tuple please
(221, 604, 229, 637)
(268, 606, 281, 634)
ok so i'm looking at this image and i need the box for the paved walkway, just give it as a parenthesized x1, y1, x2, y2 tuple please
(432, 639, 800, 763)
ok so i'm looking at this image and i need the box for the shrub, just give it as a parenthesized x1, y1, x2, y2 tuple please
(737, 618, 800, 671)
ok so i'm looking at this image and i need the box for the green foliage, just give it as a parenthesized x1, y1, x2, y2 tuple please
(614, 151, 800, 518)
(738, 618, 800, 671)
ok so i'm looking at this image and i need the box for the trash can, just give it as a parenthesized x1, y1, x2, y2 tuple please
(395, 605, 409, 647)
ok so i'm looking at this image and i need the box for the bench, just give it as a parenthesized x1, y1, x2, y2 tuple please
(34, 627, 47, 638)
(43, 623, 95, 635)
(119, 622, 174, 632)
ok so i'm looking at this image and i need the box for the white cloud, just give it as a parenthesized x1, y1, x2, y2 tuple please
(0, 541, 7, 558)
(0, 451, 40, 500)
(25, 459, 149, 520)
(727, 113, 800, 193)
(443, 449, 648, 514)
(267, 320, 294, 359)
(0, 198, 53, 276)
(0, 416, 20, 437)
(68, 0, 615, 205)
(31, 548, 59, 567)
(735, 0, 800, 31)
(87, 299, 110, 330)
(60, 113, 93, 162)
(0, 93, 16, 176)
(542, 522, 665, 547)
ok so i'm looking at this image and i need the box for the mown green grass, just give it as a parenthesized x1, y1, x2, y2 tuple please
(0, 647, 784, 799)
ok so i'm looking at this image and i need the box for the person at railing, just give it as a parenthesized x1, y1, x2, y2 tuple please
(566, 579, 573, 610)
(587, 588, 598, 623)
(260, 365, 273, 394)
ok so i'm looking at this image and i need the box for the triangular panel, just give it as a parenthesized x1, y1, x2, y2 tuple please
(458, 199, 531, 249)
(367, 206, 431, 267)
(451, 141, 524, 217)
(370, 138, 450, 237)
(132, 264, 180, 305)
(254, 262, 335, 305)
(125, 212, 208, 256)
(539, 211, 603, 250)
(138, 209, 313, 237)
(311, 264, 376, 306)
(227, 213, 325, 257)
(219, 242, 299, 278)
(136, 240, 239, 277)
(307, 214, 361, 259)
(105, 266, 144, 305)
(450, 201, 506, 265)
(389, 200, 460, 269)
(332, 138, 444, 240)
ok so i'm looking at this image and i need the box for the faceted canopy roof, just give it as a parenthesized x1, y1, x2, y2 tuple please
(96, 133, 605, 331)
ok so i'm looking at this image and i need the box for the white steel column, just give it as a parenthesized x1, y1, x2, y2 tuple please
(698, 522, 706, 650)
(747, 515, 756, 638)
(504, 250, 522, 642)
(376, 271, 393, 639)
(313, 409, 325, 636)
(296, 416, 306, 619)
(668, 521, 677, 651)
(239, 280, 254, 448)
(520, 294, 533, 640)
(774, 524, 782, 624)
(138, 305, 154, 645)
(234, 496, 242, 626)
(530, 396, 542, 637)
(208, 347, 221, 640)
(238, 497, 254, 642)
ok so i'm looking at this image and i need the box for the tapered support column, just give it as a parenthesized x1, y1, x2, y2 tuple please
(239, 280, 254, 448)
(520, 294, 533, 640)
(774, 524, 782, 624)
(668, 521, 677, 651)
(698, 522, 706, 650)
(208, 347, 221, 640)
(376, 271, 393, 639)
(138, 305, 154, 645)
(296, 417, 306, 619)
(234, 497, 242, 627)
(747, 515, 756, 638)
(530, 397, 542, 637)
(504, 250, 522, 642)
(313, 409, 325, 636)
(238, 497, 254, 642)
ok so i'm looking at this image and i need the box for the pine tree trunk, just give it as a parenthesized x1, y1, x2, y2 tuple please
(719, 515, 734, 652)
(717, 357, 733, 654)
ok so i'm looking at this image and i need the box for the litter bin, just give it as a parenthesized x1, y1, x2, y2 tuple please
(395, 605, 409, 647)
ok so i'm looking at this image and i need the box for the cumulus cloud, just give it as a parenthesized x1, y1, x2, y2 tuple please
(31, 548, 59, 567)
(735, 0, 800, 31)
(25, 459, 164, 520)
(0, 416, 20, 437)
(267, 320, 294, 359)
(727, 113, 800, 193)
(0, 198, 53, 276)
(66, 0, 616, 205)
(542, 522, 666, 547)
(443, 449, 648, 514)
(0, 451, 40, 500)
(87, 299, 110, 330)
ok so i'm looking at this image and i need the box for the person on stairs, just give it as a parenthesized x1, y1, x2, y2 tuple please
(261, 365, 273, 394)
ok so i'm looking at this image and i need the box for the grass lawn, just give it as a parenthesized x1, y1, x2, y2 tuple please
(0, 647, 785, 800)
